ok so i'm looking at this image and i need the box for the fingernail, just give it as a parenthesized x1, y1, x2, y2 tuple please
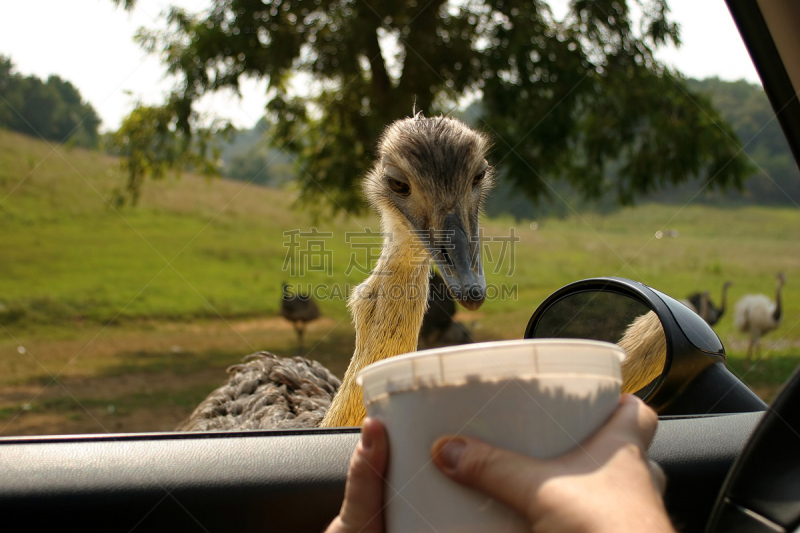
(437, 438, 466, 471)
(361, 421, 374, 450)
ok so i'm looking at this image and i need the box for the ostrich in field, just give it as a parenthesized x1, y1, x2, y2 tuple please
(178, 114, 493, 430)
(280, 282, 320, 353)
(734, 273, 786, 367)
(685, 281, 732, 326)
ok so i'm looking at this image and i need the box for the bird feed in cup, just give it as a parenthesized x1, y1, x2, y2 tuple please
(357, 338, 625, 533)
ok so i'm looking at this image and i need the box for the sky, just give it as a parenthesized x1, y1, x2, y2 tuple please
(0, 0, 760, 133)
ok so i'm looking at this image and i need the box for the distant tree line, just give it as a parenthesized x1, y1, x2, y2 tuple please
(219, 118, 294, 187)
(0, 56, 100, 148)
(680, 78, 800, 206)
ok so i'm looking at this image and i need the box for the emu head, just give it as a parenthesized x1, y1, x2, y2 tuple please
(363, 114, 494, 311)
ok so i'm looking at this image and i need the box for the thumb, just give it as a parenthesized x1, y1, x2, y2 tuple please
(431, 435, 546, 518)
(329, 418, 388, 533)
(430, 395, 660, 520)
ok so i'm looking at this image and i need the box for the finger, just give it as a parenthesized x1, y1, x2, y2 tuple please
(431, 435, 545, 517)
(334, 418, 389, 533)
(597, 394, 659, 451)
(648, 460, 667, 495)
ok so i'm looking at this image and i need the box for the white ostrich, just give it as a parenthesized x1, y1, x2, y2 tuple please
(733, 273, 786, 367)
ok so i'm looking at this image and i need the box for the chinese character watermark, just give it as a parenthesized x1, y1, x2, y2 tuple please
(283, 228, 334, 276)
(480, 227, 520, 275)
(345, 229, 388, 276)
(281, 225, 521, 283)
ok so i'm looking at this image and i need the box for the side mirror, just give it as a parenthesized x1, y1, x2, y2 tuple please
(524, 277, 766, 415)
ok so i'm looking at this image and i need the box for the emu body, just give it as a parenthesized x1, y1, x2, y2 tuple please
(734, 273, 785, 366)
(686, 281, 732, 326)
(179, 115, 493, 430)
(280, 282, 320, 353)
(618, 311, 667, 395)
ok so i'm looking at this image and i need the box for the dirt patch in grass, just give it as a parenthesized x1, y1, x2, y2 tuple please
(0, 316, 355, 436)
(0, 366, 232, 435)
(1, 313, 797, 437)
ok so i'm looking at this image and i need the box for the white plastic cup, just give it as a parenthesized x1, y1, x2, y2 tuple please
(356, 338, 625, 533)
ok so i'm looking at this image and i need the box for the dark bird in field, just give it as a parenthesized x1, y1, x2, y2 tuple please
(280, 282, 320, 353)
(734, 273, 786, 367)
(178, 114, 494, 430)
(419, 270, 474, 348)
(418, 270, 457, 346)
(686, 281, 732, 326)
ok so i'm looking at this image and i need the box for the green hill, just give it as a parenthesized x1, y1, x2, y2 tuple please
(0, 128, 378, 328)
(2, 125, 798, 345)
(1, 128, 799, 434)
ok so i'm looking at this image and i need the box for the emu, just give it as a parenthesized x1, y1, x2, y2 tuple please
(618, 311, 667, 395)
(178, 115, 675, 431)
(685, 281, 732, 326)
(280, 282, 320, 353)
(178, 114, 493, 430)
(734, 273, 786, 367)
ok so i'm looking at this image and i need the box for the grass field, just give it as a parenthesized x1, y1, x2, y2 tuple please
(1, 129, 798, 435)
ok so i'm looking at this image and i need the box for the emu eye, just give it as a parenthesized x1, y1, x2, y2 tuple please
(472, 170, 486, 187)
(388, 177, 411, 196)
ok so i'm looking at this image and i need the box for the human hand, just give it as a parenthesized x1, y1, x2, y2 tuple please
(327, 396, 672, 533)
(431, 394, 675, 532)
(325, 417, 388, 533)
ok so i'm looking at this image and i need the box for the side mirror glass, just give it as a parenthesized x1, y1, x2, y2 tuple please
(528, 289, 652, 344)
(527, 290, 664, 399)
(524, 277, 766, 415)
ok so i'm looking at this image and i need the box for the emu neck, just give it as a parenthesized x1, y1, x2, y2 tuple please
(700, 293, 710, 322)
(774, 281, 784, 322)
(320, 226, 430, 427)
(719, 283, 730, 315)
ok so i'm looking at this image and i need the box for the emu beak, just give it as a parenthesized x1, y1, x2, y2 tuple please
(429, 213, 486, 311)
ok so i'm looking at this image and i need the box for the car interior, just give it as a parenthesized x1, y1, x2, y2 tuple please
(1, 1, 799, 532)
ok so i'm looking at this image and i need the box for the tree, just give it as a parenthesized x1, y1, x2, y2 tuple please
(0, 56, 101, 148)
(0, 57, 24, 128)
(108, 98, 227, 205)
(687, 77, 799, 205)
(113, 0, 751, 213)
(47, 76, 102, 147)
(218, 117, 295, 186)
